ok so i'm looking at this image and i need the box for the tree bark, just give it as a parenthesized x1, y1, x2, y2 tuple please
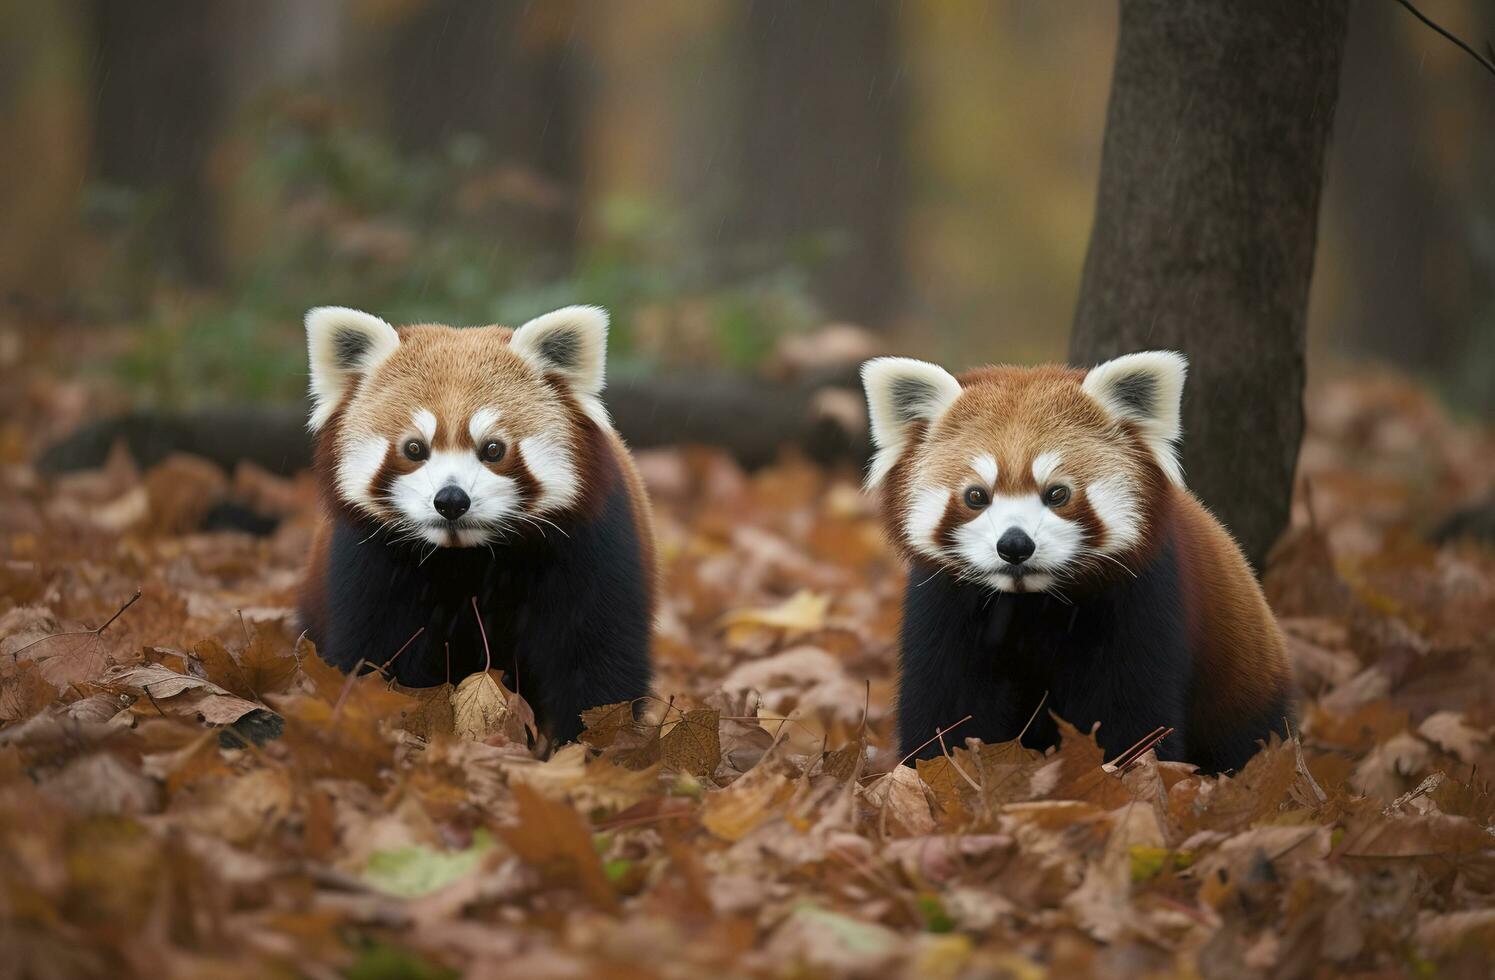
(728, 0, 908, 327)
(1070, 0, 1348, 573)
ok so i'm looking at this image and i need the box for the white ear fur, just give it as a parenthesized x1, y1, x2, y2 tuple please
(306, 306, 401, 431)
(510, 305, 609, 396)
(1081, 350, 1188, 485)
(860, 356, 963, 489)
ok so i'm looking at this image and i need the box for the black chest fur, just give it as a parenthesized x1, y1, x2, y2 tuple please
(897, 538, 1195, 765)
(307, 478, 652, 743)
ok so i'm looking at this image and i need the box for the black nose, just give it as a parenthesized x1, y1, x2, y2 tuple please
(433, 485, 470, 521)
(997, 527, 1036, 564)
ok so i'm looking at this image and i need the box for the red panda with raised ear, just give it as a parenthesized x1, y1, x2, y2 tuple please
(298, 305, 655, 744)
(861, 351, 1292, 773)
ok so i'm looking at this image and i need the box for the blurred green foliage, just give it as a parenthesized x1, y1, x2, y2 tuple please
(92, 113, 821, 407)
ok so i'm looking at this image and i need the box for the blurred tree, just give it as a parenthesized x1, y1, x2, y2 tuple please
(1071, 0, 1348, 573)
(726, 0, 907, 327)
(88, 0, 233, 282)
(0, 3, 88, 305)
(377, 0, 583, 264)
(1321, 0, 1495, 415)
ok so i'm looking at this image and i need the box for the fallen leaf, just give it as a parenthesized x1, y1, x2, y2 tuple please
(719, 589, 830, 643)
(498, 783, 617, 912)
(865, 765, 936, 836)
(701, 762, 794, 841)
(1416, 710, 1488, 763)
(452, 670, 510, 742)
(363, 830, 496, 898)
(659, 708, 721, 776)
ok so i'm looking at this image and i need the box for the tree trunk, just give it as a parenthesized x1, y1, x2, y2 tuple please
(1320, 1, 1495, 416)
(729, 0, 908, 327)
(377, 0, 583, 264)
(89, 0, 235, 283)
(1070, 0, 1348, 573)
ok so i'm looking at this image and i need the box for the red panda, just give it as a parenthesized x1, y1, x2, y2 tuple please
(861, 351, 1292, 773)
(298, 305, 655, 744)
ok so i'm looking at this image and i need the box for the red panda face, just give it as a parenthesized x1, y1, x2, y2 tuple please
(861, 352, 1187, 594)
(305, 306, 611, 548)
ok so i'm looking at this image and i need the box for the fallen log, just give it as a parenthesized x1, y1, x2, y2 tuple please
(37, 372, 871, 477)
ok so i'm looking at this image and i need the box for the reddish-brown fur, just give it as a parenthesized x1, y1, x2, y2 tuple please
(877, 360, 1291, 764)
(299, 321, 657, 644)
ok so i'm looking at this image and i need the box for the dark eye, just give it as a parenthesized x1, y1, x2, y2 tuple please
(480, 440, 506, 463)
(1043, 485, 1071, 507)
(404, 440, 429, 462)
(963, 486, 990, 510)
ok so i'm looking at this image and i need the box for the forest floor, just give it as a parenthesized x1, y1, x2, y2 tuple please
(2, 350, 1494, 979)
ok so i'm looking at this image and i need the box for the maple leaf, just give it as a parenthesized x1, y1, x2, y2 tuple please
(236, 624, 300, 698)
(1037, 717, 1131, 809)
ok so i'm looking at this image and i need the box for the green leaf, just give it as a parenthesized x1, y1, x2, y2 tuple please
(1128, 845, 1194, 883)
(917, 893, 956, 933)
(361, 829, 494, 898)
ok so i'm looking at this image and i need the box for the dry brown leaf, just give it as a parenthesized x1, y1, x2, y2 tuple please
(659, 708, 721, 776)
(719, 589, 830, 644)
(498, 782, 617, 912)
(1350, 731, 1431, 802)
(40, 752, 160, 816)
(0, 659, 54, 722)
(1416, 710, 1488, 763)
(400, 682, 457, 739)
(1337, 812, 1493, 857)
(702, 762, 794, 841)
(451, 670, 510, 741)
(236, 624, 300, 698)
(1040, 718, 1131, 809)
(865, 765, 936, 836)
(579, 701, 635, 749)
(105, 663, 273, 729)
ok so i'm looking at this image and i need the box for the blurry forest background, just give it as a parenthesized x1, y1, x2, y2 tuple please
(2, 0, 1492, 417)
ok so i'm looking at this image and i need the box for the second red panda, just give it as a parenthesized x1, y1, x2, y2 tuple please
(862, 351, 1292, 773)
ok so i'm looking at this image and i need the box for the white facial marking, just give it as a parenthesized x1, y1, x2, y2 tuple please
(469, 407, 501, 443)
(337, 435, 390, 506)
(519, 433, 580, 514)
(412, 409, 436, 443)
(950, 492, 1085, 593)
(1031, 451, 1062, 486)
(387, 447, 521, 547)
(970, 454, 998, 486)
(904, 485, 952, 558)
(1086, 475, 1142, 554)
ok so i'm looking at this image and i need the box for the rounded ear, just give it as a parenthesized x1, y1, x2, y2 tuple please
(860, 356, 963, 488)
(1081, 350, 1188, 485)
(510, 305, 608, 398)
(306, 307, 400, 431)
